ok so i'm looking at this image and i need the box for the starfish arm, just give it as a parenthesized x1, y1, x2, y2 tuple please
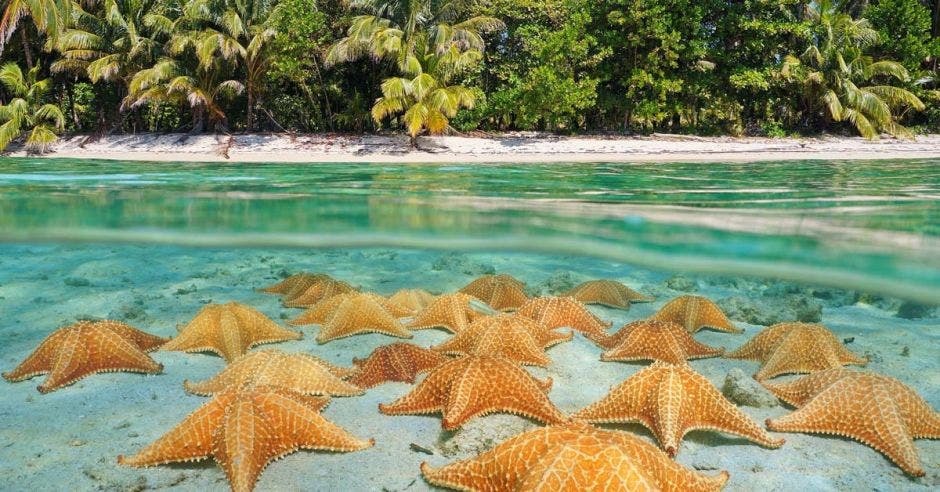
(183, 352, 260, 395)
(256, 391, 374, 452)
(282, 355, 364, 396)
(2, 329, 68, 382)
(767, 380, 924, 476)
(118, 395, 227, 467)
(101, 321, 169, 352)
(214, 398, 270, 492)
(759, 369, 854, 407)
(378, 368, 449, 416)
(233, 305, 302, 348)
(684, 391, 785, 451)
(570, 376, 652, 428)
(39, 328, 163, 393)
(160, 307, 223, 354)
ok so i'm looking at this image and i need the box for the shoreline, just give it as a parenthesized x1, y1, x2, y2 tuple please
(7, 132, 940, 163)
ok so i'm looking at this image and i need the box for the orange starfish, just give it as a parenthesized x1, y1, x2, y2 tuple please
(407, 293, 489, 333)
(726, 322, 867, 380)
(596, 320, 724, 365)
(3, 320, 166, 393)
(161, 302, 302, 362)
(387, 289, 437, 316)
(516, 296, 611, 340)
(258, 272, 329, 297)
(379, 355, 567, 430)
(458, 274, 529, 311)
(183, 349, 362, 397)
(650, 295, 741, 334)
(286, 292, 412, 344)
(349, 342, 448, 389)
(421, 421, 729, 491)
(432, 314, 572, 367)
(288, 292, 410, 326)
(563, 279, 654, 309)
(765, 369, 940, 477)
(572, 362, 784, 456)
(118, 385, 373, 492)
(282, 277, 357, 308)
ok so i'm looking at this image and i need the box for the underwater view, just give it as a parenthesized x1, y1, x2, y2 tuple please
(0, 158, 938, 491)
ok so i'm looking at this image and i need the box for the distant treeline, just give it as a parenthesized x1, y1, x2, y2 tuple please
(0, 0, 938, 151)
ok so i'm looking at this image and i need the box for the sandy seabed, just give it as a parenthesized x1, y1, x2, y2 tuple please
(10, 132, 940, 163)
(0, 243, 937, 491)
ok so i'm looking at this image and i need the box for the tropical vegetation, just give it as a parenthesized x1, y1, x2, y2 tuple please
(0, 0, 938, 152)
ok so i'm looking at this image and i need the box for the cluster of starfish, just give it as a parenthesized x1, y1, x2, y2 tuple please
(2, 270, 938, 490)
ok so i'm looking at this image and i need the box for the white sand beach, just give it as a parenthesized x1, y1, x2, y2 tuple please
(11, 132, 940, 163)
(0, 244, 937, 491)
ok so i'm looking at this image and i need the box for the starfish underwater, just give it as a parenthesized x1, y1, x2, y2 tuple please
(458, 274, 529, 311)
(118, 385, 373, 492)
(287, 292, 412, 343)
(387, 289, 437, 316)
(349, 342, 448, 389)
(650, 295, 741, 334)
(726, 322, 867, 380)
(596, 319, 724, 364)
(258, 272, 330, 297)
(516, 296, 612, 341)
(379, 354, 567, 430)
(182, 349, 363, 397)
(572, 361, 784, 456)
(563, 279, 654, 309)
(432, 313, 572, 367)
(281, 277, 357, 308)
(161, 302, 302, 362)
(764, 368, 940, 477)
(421, 421, 729, 491)
(407, 292, 490, 333)
(3, 320, 167, 393)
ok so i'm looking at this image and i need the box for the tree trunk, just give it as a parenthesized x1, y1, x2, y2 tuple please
(20, 30, 33, 70)
(247, 88, 254, 132)
(192, 107, 206, 133)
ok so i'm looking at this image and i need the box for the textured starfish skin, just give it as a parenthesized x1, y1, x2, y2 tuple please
(387, 289, 437, 316)
(379, 355, 567, 430)
(258, 273, 329, 297)
(459, 274, 529, 311)
(765, 369, 940, 477)
(282, 278, 357, 308)
(650, 296, 741, 334)
(516, 296, 612, 340)
(183, 349, 363, 397)
(287, 292, 413, 344)
(432, 314, 572, 367)
(725, 322, 867, 380)
(289, 292, 411, 325)
(420, 421, 729, 491)
(161, 302, 302, 362)
(349, 342, 448, 389)
(563, 279, 654, 309)
(407, 293, 487, 333)
(3, 320, 166, 393)
(596, 320, 724, 364)
(118, 385, 373, 492)
(572, 362, 783, 456)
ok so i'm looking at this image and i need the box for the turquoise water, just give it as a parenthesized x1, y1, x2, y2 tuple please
(0, 158, 938, 491)
(1, 158, 938, 302)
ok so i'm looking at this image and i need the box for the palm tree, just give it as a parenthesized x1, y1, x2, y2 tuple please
(123, 56, 244, 132)
(51, 0, 169, 85)
(183, 0, 275, 130)
(781, 0, 925, 138)
(325, 0, 503, 73)
(371, 43, 479, 143)
(0, 62, 65, 152)
(0, 0, 66, 65)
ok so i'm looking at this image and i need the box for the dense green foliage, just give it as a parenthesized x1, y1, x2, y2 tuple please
(1, 0, 939, 151)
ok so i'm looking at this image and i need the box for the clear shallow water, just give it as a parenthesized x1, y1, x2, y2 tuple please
(0, 158, 938, 302)
(1, 158, 939, 490)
